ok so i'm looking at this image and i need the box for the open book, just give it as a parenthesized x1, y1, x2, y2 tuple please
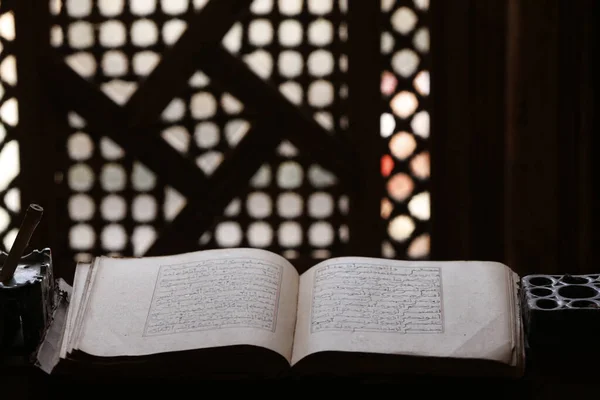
(43, 248, 525, 380)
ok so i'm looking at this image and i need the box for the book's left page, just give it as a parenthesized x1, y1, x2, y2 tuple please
(61, 261, 91, 358)
(71, 257, 100, 353)
(35, 278, 72, 373)
(73, 248, 299, 363)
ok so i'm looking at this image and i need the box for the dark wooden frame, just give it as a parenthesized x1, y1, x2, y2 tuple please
(430, 0, 597, 276)
(505, 0, 596, 276)
(430, 0, 507, 264)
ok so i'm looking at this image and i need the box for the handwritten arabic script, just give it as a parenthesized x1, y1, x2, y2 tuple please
(144, 258, 282, 336)
(310, 263, 443, 334)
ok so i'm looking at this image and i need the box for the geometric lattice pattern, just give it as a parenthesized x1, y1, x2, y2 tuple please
(3, 0, 432, 266)
(200, 140, 350, 262)
(380, 0, 431, 259)
(199, 0, 351, 262)
(0, 7, 20, 252)
(160, 70, 251, 178)
(50, 1, 209, 263)
(60, 112, 187, 263)
(50, 0, 203, 101)
(226, 0, 349, 134)
(48, 0, 357, 264)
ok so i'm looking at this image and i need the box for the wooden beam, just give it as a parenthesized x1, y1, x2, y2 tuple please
(429, 0, 473, 260)
(430, 0, 508, 263)
(506, 0, 596, 275)
(13, 0, 57, 254)
(0, 0, 14, 14)
(469, 0, 507, 263)
(345, 0, 385, 257)
(593, 2, 600, 272)
(43, 59, 209, 202)
(556, 0, 593, 273)
(506, 0, 560, 275)
(146, 120, 283, 256)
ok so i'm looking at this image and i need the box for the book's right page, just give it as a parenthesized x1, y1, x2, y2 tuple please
(291, 257, 522, 373)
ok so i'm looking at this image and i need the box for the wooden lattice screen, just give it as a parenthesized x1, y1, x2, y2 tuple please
(0, 1, 21, 251)
(1, 0, 431, 280)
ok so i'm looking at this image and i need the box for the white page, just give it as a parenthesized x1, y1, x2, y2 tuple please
(60, 262, 91, 357)
(71, 257, 98, 353)
(76, 248, 299, 363)
(36, 278, 72, 373)
(291, 257, 517, 366)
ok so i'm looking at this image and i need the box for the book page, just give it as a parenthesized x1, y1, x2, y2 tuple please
(60, 262, 90, 358)
(70, 258, 98, 353)
(291, 257, 517, 366)
(37, 279, 71, 373)
(75, 248, 299, 363)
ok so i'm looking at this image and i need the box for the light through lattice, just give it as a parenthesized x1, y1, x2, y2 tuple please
(50, 0, 207, 262)
(0, 8, 20, 252)
(50, 0, 208, 104)
(198, 0, 351, 262)
(160, 70, 251, 177)
(380, 0, 431, 259)
(45, 0, 432, 264)
(63, 112, 188, 263)
(201, 140, 350, 261)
